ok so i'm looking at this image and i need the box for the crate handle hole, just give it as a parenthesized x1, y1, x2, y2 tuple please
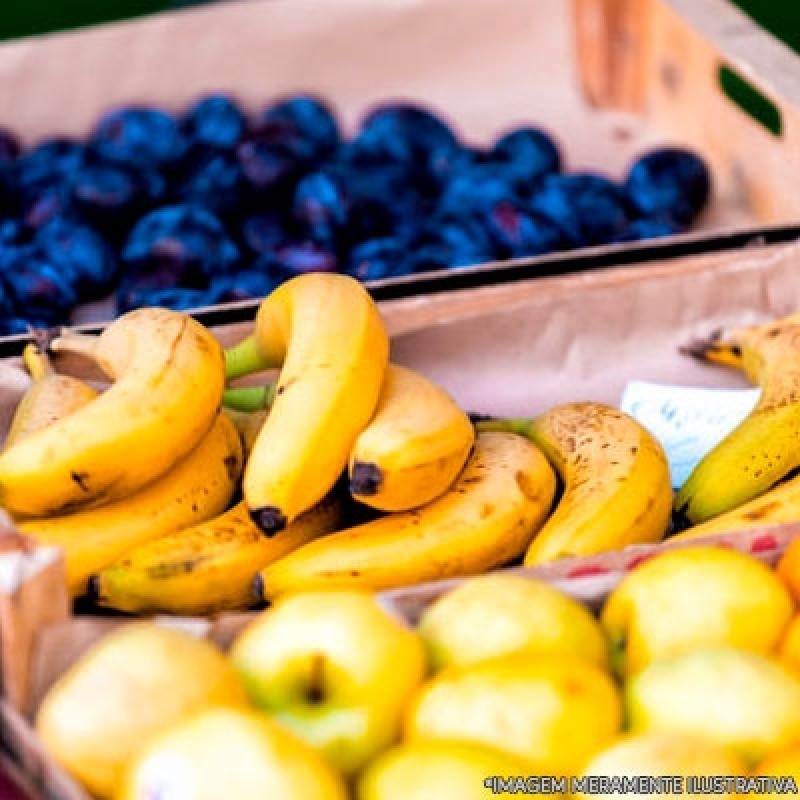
(718, 64, 783, 137)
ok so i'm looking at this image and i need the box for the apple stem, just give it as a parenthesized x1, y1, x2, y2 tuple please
(307, 652, 327, 705)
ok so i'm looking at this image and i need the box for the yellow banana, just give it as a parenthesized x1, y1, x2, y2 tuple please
(257, 432, 557, 600)
(0, 309, 225, 518)
(222, 408, 269, 459)
(349, 364, 475, 512)
(672, 472, 800, 541)
(675, 314, 800, 525)
(89, 495, 343, 616)
(226, 273, 389, 535)
(479, 403, 672, 565)
(19, 412, 242, 597)
(5, 342, 98, 449)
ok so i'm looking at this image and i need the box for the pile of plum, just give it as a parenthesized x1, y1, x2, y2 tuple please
(0, 94, 711, 335)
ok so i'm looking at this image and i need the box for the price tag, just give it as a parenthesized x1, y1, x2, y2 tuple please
(620, 381, 760, 489)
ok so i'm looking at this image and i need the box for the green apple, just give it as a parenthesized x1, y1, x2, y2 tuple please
(405, 652, 621, 774)
(229, 589, 427, 776)
(602, 545, 794, 676)
(626, 647, 800, 766)
(576, 732, 746, 799)
(119, 707, 347, 800)
(357, 739, 539, 800)
(418, 573, 610, 672)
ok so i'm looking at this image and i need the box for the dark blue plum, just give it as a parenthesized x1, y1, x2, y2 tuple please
(118, 285, 215, 314)
(259, 95, 340, 164)
(611, 217, 683, 243)
(292, 169, 350, 244)
(14, 139, 85, 190)
(183, 94, 247, 151)
(489, 127, 562, 193)
(236, 131, 305, 198)
(35, 218, 118, 296)
(122, 205, 240, 290)
(210, 270, 278, 302)
(403, 217, 494, 273)
(240, 212, 287, 255)
(0, 219, 23, 245)
(438, 163, 518, 216)
(625, 147, 711, 226)
(20, 184, 75, 230)
(91, 107, 188, 169)
(71, 162, 163, 231)
(257, 240, 338, 281)
(5, 252, 78, 321)
(0, 129, 20, 164)
(529, 172, 632, 246)
(345, 163, 423, 237)
(0, 317, 35, 337)
(428, 145, 480, 185)
(346, 237, 405, 281)
(485, 201, 564, 258)
(175, 150, 244, 217)
(349, 104, 459, 174)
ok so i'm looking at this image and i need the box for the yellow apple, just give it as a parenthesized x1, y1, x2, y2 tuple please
(357, 739, 540, 800)
(117, 707, 347, 800)
(626, 646, 800, 766)
(229, 589, 427, 776)
(35, 622, 246, 799)
(405, 652, 621, 774)
(575, 732, 746, 799)
(779, 615, 800, 674)
(754, 745, 800, 798)
(418, 574, 610, 672)
(602, 545, 794, 676)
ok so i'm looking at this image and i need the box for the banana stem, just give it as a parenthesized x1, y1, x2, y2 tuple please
(223, 384, 277, 412)
(473, 417, 534, 438)
(22, 343, 53, 381)
(49, 331, 100, 360)
(224, 335, 269, 381)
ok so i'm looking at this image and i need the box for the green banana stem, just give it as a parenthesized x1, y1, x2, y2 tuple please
(224, 335, 269, 381)
(223, 384, 277, 413)
(472, 417, 534, 438)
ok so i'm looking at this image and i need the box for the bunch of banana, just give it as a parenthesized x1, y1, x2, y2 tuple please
(224, 363, 475, 514)
(256, 432, 557, 599)
(4, 340, 98, 449)
(0, 308, 225, 517)
(476, 402, 673, 564)
(225, 273, 390, 534)
(675, 314, 800, 525)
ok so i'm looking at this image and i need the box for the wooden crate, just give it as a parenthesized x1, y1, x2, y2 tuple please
(0, 0, 797, 345)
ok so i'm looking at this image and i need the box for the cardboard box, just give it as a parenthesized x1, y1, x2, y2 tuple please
(0, 0, 799, 346)
(2, 238, 800, 797)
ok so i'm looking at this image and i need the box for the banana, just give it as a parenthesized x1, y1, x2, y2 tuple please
(348, 364, 475, 512)
(478, 403, 672, 565)
(257, 432, 557, 600)
(18, 412, 242, 597)
(89, 495, 343, 616)
(5, 341, 98, 449)
(0, 309, 225, 518)
(225, 273, 389, 535)
(675, 314, 800, 525)
(672, 472, 800, 541)
(222, 408, 269, 459)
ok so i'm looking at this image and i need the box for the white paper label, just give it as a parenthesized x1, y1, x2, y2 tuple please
(620, 381, 761, 489)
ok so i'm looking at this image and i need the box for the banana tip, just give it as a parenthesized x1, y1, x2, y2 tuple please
(251, 572, 266, 605)
(86, 574, 102, 604)
(349, 462, 383, 496)
(249, 506, 287, 537)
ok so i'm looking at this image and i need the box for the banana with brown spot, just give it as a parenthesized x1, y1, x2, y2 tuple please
(19, 412, 242, 597)
(676, 314, 800, 524)
(0, 309, 225, 517)
(477, 403, 672, 565)
(257, 432, 556, 599)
